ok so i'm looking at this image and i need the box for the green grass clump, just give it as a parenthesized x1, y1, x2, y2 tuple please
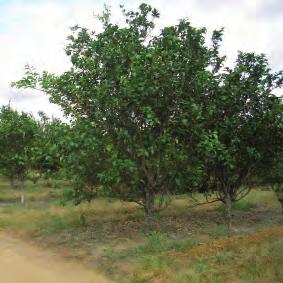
(216, 199, 256, 213)
(201, 224, 228, 238)
(142, 231, 171, 253)
(232, 200, 257, 211)
(108, 231, 199, 262)
(139, 231, 198, 254)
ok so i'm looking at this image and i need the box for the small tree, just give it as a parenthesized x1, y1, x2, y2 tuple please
(0, 105, 38, 203)
(258, 146, 283, 212)
(266, 158, 283, 212)
(198, 52, 283, 232)
(32, 112, 70, 188)
(61, 119, 110, 203)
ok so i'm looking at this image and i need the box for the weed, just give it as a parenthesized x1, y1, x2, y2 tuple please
(259, 217, 272, 228)
(201, 224, 228, 238)
(233, 201, 257, 211)
(59, 189, 75, 206)
(129, 255, 167, 283)
(142, 231, 171, 253)
(216, 200, 256, 213)
(174, 272, 200, 283)
(214, 251, 234, 265)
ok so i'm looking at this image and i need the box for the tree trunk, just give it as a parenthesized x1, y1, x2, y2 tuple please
(47, 178, 57, 189)
(10, 176, 15, 188)
(51, 181, 57, 189)
(144, 189, 156, 228)
(224, 189, 232, 235)
(274, 190, 283, 213)
(18, 174, 25, 204)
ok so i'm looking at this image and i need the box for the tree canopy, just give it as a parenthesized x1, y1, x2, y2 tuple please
(12, 3, 283, 227)
(0, 105, 38, 202)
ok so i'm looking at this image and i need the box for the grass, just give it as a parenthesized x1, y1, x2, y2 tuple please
(0, 177, 66, 203)
(109, 231, 199, 262)
(130, 227, 283, 283)
(0, 177, 282, 282)
(200, 224, 229, 238)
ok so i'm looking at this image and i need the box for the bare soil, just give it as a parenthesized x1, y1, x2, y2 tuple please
(0, 232, 111, 283)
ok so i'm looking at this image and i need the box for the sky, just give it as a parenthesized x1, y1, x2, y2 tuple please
(0, 0, 282, 118)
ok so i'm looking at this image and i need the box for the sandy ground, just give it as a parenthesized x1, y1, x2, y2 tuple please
(0, 232, 111, 283)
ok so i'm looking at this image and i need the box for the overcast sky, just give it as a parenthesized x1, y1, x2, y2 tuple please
(0, 0, 282, 118)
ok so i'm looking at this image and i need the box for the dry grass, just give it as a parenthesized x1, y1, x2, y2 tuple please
(0, 177, 282, 282)
(133, 227, 283, 283)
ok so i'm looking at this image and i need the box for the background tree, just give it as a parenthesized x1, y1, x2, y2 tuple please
(198, 52, 283, 231)
(61, 119, 110, 203)
(257, 119, 283, 212)
(31, 112, 70, 188)
(0, 105, 38, 203)
(262, 152, 283, 212)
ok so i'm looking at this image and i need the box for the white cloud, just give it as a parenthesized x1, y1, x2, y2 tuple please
(0, 0, 282, 118)
(0, 0, 103, 118)
(256, 0, 283, 19)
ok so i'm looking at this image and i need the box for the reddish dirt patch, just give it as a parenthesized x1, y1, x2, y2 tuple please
(170, 225, 283, 259)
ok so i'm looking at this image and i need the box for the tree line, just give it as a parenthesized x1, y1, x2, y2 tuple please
(4, 3, 283, 230)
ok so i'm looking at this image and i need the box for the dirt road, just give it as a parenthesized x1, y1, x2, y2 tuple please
(0, 232, 111, 283)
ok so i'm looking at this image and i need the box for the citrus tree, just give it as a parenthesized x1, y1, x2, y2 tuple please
(198, 52, 283, 231)
(13, 4, 220, 224)
(13, 3, 283, 228)
(0, 105, 38, 203)
(31, 112, 70, 187)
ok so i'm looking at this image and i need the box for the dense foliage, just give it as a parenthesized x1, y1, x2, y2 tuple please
(197, 53, 283, 228)
(0, 105, 38, 202)
(11, 3, 283, 227)
(32, 112, 70, 186)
